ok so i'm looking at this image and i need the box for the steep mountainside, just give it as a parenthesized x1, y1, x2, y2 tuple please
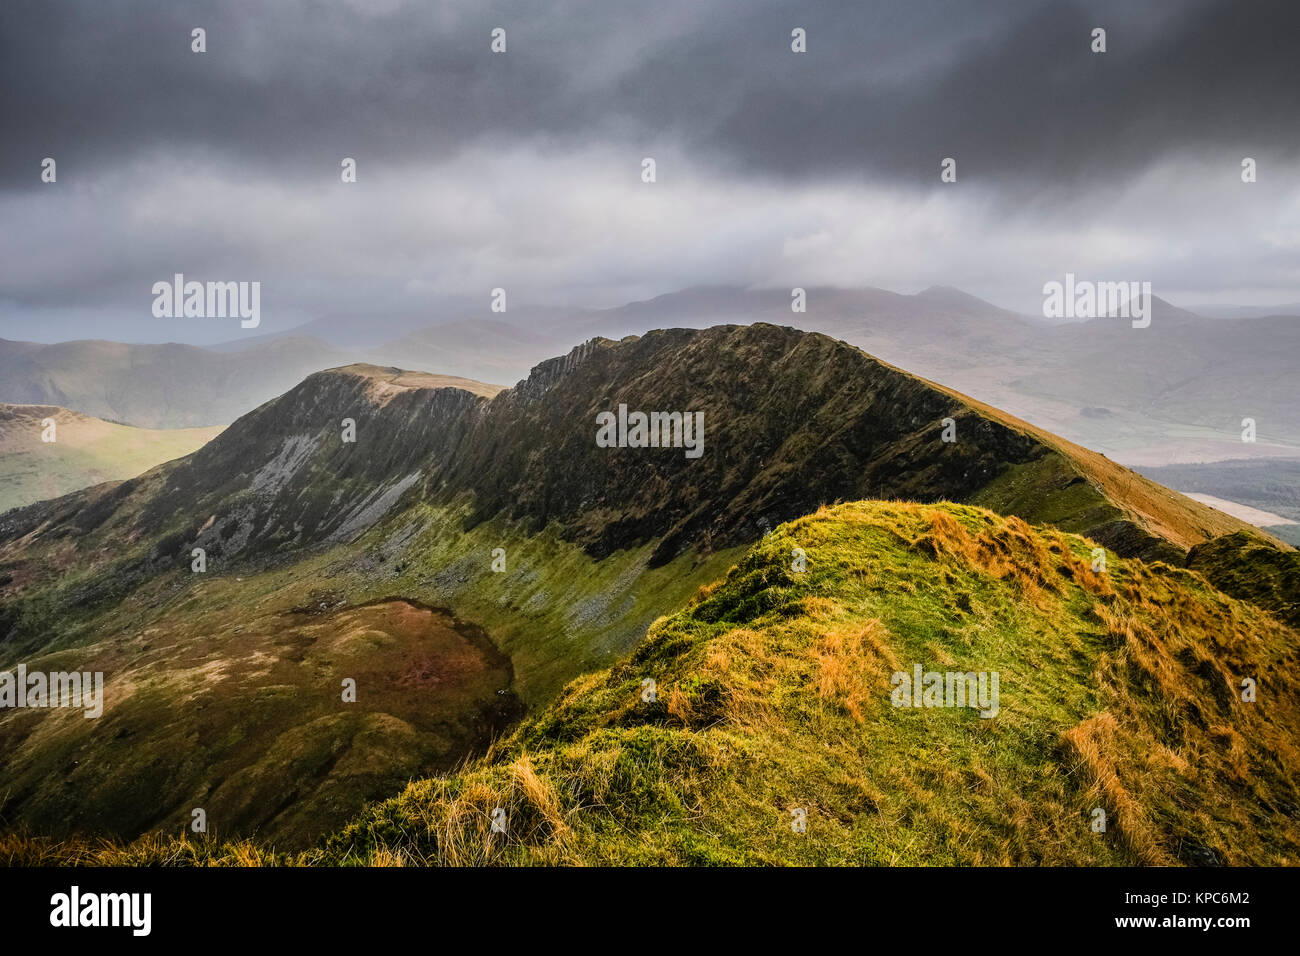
(0, 325, 1287, 848)
(9, 502, 1298, 866)
(386, 287, 1300, 458)
(1, 324, 1263, 602)
(7, 287, 1296, 463)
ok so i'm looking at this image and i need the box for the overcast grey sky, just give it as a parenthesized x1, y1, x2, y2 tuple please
(2, 0, 1299, 343)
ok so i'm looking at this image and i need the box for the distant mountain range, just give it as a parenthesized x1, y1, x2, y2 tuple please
(1193, 303, 1300, 320)
(0, 336, 349, 429)
(2, 286, 1297, 465)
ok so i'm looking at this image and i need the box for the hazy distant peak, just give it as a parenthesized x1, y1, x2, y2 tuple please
(912, 285, 1011, 313)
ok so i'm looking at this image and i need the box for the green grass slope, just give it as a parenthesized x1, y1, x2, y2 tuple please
(0, 404, 222, 513)
(0, 496, 738, 847)
(13, 501, 1296, 866)
(1188, 531, 1300, 629)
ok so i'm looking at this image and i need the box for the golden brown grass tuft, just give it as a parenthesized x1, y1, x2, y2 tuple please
(914, 509, 1059, 606)
(368, 847, 407, 867)
(1061, 714, 1171, 865)
(813, 619, 896, 722)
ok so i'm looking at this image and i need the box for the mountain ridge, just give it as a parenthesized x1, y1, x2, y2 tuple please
(5, 287, 1297, 465)
(0, 323, 1290, 848)
(2, 324, 1269, 582)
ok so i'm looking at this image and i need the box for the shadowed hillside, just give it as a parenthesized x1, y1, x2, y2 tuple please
(8, 502, 1297, 865)
(0, 325, 1289, 850)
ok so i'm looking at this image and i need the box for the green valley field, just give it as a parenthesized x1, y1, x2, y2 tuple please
(0, 404, 222, 514)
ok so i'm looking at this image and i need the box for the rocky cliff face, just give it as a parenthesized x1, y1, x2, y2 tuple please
(439, 325, 1049, 564)
(1, 324, 1268, 592)
(135, 367, 484, 557)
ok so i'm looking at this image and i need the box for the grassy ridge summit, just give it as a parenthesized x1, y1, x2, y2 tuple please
(327, 503, 1300, 866)
(8, 502, 1296, 865)
(0, 404, 222, 513)
(0, 325, 1287, 849)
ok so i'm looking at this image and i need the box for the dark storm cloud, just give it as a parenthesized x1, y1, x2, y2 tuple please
(0, 1, 541, 183)
(691, 0, 1300, 190)
(3, 0, 1297, 192)
(2, 0, 1298, 343)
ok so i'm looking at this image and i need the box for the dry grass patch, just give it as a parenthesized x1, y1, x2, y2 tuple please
(814, 619, 896, 722)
